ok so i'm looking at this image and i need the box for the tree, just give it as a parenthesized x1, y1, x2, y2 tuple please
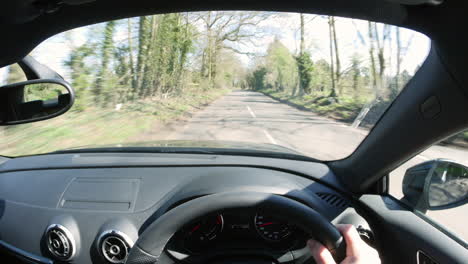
(296, 52, 314, 95)
(65, 44, 95, 111)
(350, 53, 362, 98)
(93, 21, 117, 106)
(310, 59, 331, 93)
(367, 21, 379, 98)
(197, 11, 270, 88)
(330, 17, 341, 89)
(393, 27, 414, 94)
(328, 16, 337, 98)
(139, 13, 195, 97)
(215, 50, 245, 89)
(366, 22, 391, 99)
(294, 13, 314, 96)
(127, 18, 137, 93)
(248, 66, 268, 91)
(263, 39, 298, 93)
(135, 16, 151, 95)
(114, 45, 133, 102)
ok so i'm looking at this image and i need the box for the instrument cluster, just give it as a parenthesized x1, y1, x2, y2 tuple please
(173, 210, 305, 254)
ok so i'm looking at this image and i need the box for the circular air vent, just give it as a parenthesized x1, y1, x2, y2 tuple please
(45, 224, 76, 261)
(98, 230, 133, 264)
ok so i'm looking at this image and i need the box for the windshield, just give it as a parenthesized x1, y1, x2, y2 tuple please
(0, 12, 430, 160)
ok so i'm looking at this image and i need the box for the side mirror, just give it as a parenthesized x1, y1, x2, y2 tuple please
(0, 79, 75, 125)
(402, 159, 468, 213)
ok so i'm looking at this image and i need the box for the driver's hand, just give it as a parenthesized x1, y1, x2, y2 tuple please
(307, 224, 381, 264)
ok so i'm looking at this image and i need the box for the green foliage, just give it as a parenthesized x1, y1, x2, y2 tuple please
(264, 39, 298, 93)
(63, 14, 198, 109)
(309, 59, 331, 94)
(215, 50, 245, 89)
(295, 52, 314, 94)
(247, 39, 298, 94)
(24, 83, 65, 102)
(247, 67, 267, 91)
(65, 44, 95, 111)
(135, 14, 196, 97)
(136, 16, 151, 94)
(96, 21, 117, 107)
(261, 89, 365, 122)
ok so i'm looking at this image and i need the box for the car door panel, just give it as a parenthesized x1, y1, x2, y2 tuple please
(358, 195, 467, 264)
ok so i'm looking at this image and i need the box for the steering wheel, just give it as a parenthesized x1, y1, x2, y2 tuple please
(126, 192, 346, 264)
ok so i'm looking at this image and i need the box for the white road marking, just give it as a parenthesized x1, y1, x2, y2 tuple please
(247, 106, 257, 118)
(417, 154, 430, 161)
(263, 130, 278, 145)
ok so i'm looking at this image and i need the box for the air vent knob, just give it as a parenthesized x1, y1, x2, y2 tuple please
(45, 224, 76, 261)
(98, 230, 134, 263)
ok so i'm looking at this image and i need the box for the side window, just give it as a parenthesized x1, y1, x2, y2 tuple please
(0, 63, 27, 86)
(389, 129, 468, 244)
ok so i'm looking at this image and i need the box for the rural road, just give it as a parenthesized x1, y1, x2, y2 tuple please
(155, 90, 468, 241)
(165, 90, 368, 160)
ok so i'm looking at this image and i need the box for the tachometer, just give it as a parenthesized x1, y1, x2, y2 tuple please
(254, 214, 293, 242)
(183, 214, 224, 251)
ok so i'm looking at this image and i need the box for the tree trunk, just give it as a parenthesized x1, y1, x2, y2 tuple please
(351, 56, 360, 99)
(368, 22, 379, 99)
(300, 13, 305, 55)
(331, 17, 341, 93)
(141, 15, 158, 98)
(373, 23, 386, 95)
(211, 42, 221, 88)
(94, 21, 116, 106)
(395, 27, 401, 90)
(127, 18, 137, 96)
(293, 13, 306, 97)
(328, 16, 337, 98)
(136, 16, 151, 96)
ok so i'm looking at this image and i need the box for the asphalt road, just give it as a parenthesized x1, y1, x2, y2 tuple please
(165, 90, 368, 160)
(156, 90, 467, 242)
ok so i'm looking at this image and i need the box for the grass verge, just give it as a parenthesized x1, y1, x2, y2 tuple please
(259, 88, 366, 123)
(0, 87, 230, 157)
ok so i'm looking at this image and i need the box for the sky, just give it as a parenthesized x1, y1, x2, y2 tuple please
(0, 12, 431, 85)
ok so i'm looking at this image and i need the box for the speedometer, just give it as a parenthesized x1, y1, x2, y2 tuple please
(254, 214, 293, 242)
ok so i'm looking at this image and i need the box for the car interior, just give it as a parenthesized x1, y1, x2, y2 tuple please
(0, 0, 467, 264)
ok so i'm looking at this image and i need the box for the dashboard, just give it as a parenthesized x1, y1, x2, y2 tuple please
(0, 153, 372, 264)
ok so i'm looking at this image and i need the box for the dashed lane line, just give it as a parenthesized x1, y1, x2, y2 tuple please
(263, 130, 278, 145)
(246, 106, 257, 118)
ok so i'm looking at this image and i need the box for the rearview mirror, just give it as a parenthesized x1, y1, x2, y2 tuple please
(402, 159, 468, 213)
(0, 79, 75, 125)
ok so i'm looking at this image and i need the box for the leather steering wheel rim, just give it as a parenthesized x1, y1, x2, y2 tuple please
(126, 192, 346, 264)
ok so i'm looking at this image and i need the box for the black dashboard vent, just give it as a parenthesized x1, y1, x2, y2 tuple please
(45, 224, 75, 261)
(98, 230, 133, 264)
(315, 192, 349, 208)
